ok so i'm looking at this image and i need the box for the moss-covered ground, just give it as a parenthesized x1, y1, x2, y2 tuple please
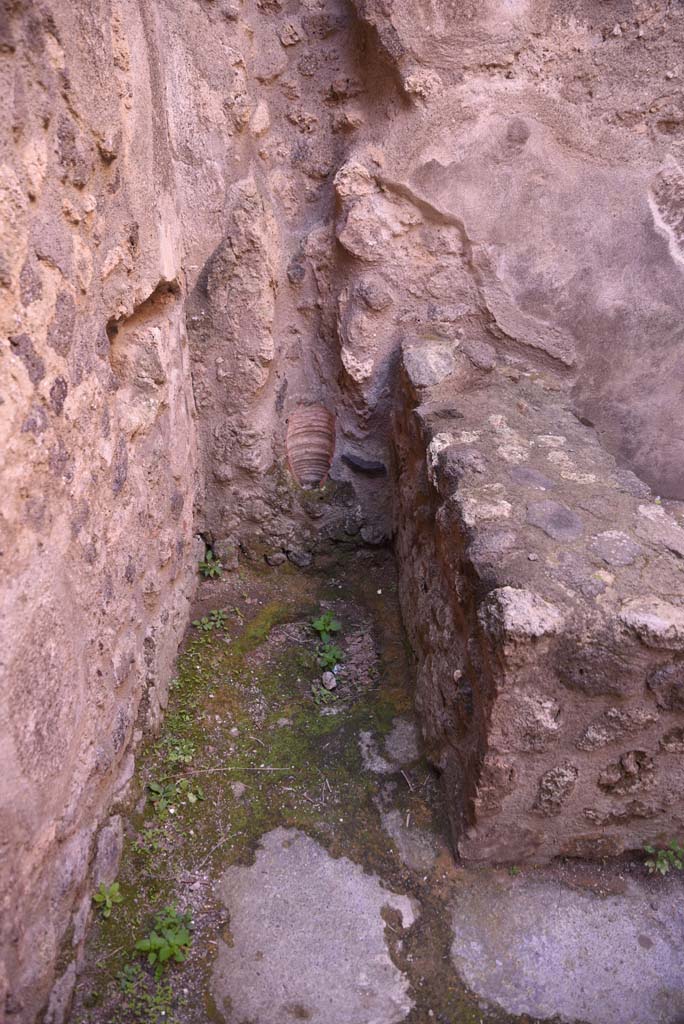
(70, 548, 548, 1024)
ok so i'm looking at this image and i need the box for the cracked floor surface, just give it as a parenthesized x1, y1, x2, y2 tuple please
(71, 549, 684, 1024)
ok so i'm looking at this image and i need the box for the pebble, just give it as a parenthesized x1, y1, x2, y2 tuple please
(265, 551, 287, 566)
(287, 549, 313, 568)
(230, 726, 240, 737)
(321, 671, 337, 690)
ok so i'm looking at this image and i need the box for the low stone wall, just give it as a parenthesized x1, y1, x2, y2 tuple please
(394, 339, 684, 864)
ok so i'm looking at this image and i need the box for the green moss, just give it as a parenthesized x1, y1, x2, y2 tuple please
(233, 601, 296, 653)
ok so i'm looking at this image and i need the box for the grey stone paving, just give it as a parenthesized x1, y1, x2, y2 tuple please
(384, 719, 420, 765)
(380, 808, 437, 872)
(211, 828, 417, 1024)
(451, 872, 684, 1024)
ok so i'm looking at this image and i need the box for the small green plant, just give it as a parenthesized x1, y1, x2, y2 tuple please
(118, 963, 143, 993)
(311, 610, 342, 642)
(508, 866, 520, 877)
(92, 881, 123, 919)
(164, 737, 196, 767)
(311, 682, 338, 706)
(317, 642, 343, 670)
(148, 781, 177, 816)
(192, 608, 227, 632)
(311, 611, 343, 670)
(135, 906, 194, 979)
(133, 824, 164, 860)
(148, 779, 204, 816)
(166, 707, 192, 729)
(198, 550, 223, 579)
(116, 963, 176, 1024)
(644, 840, 684, 876)
(178, 778, 205, 805)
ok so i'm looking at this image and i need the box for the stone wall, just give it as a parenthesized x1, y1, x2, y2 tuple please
(0, 1, 222, 1017)
(0, 0, 401, 1015)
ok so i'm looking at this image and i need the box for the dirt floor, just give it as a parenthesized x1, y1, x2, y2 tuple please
(69, 548, 684, 1024)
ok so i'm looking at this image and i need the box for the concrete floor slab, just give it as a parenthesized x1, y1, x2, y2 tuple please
(211, 828, 417, 1024)
(450, 873, 684, 1024)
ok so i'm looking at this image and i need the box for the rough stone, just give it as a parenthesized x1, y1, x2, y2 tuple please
(598, 751, 655, 795)
(287, 549, 313, 568)
(43, 964, 76, 1024)
(480, 587, 564, 641)
(321, 671, 337, 690)
(402, 343, 457, 389)
(619, 598, 684, 650)
(636, 504, 684, 559)
(590, 530, 643, 566)
(509, 466, 556, 492)
(576, 707, 659, 751)
(92, 816, 123, 888)
(213, 537, 240, 572)
(534, 764, 579, 816)
(341, 453, 387, 476)
(526, 500, 584, 542)
(647, 662, 684, 711)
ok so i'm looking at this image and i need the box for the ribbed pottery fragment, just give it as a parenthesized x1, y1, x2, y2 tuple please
(286, 404, 335, 487)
